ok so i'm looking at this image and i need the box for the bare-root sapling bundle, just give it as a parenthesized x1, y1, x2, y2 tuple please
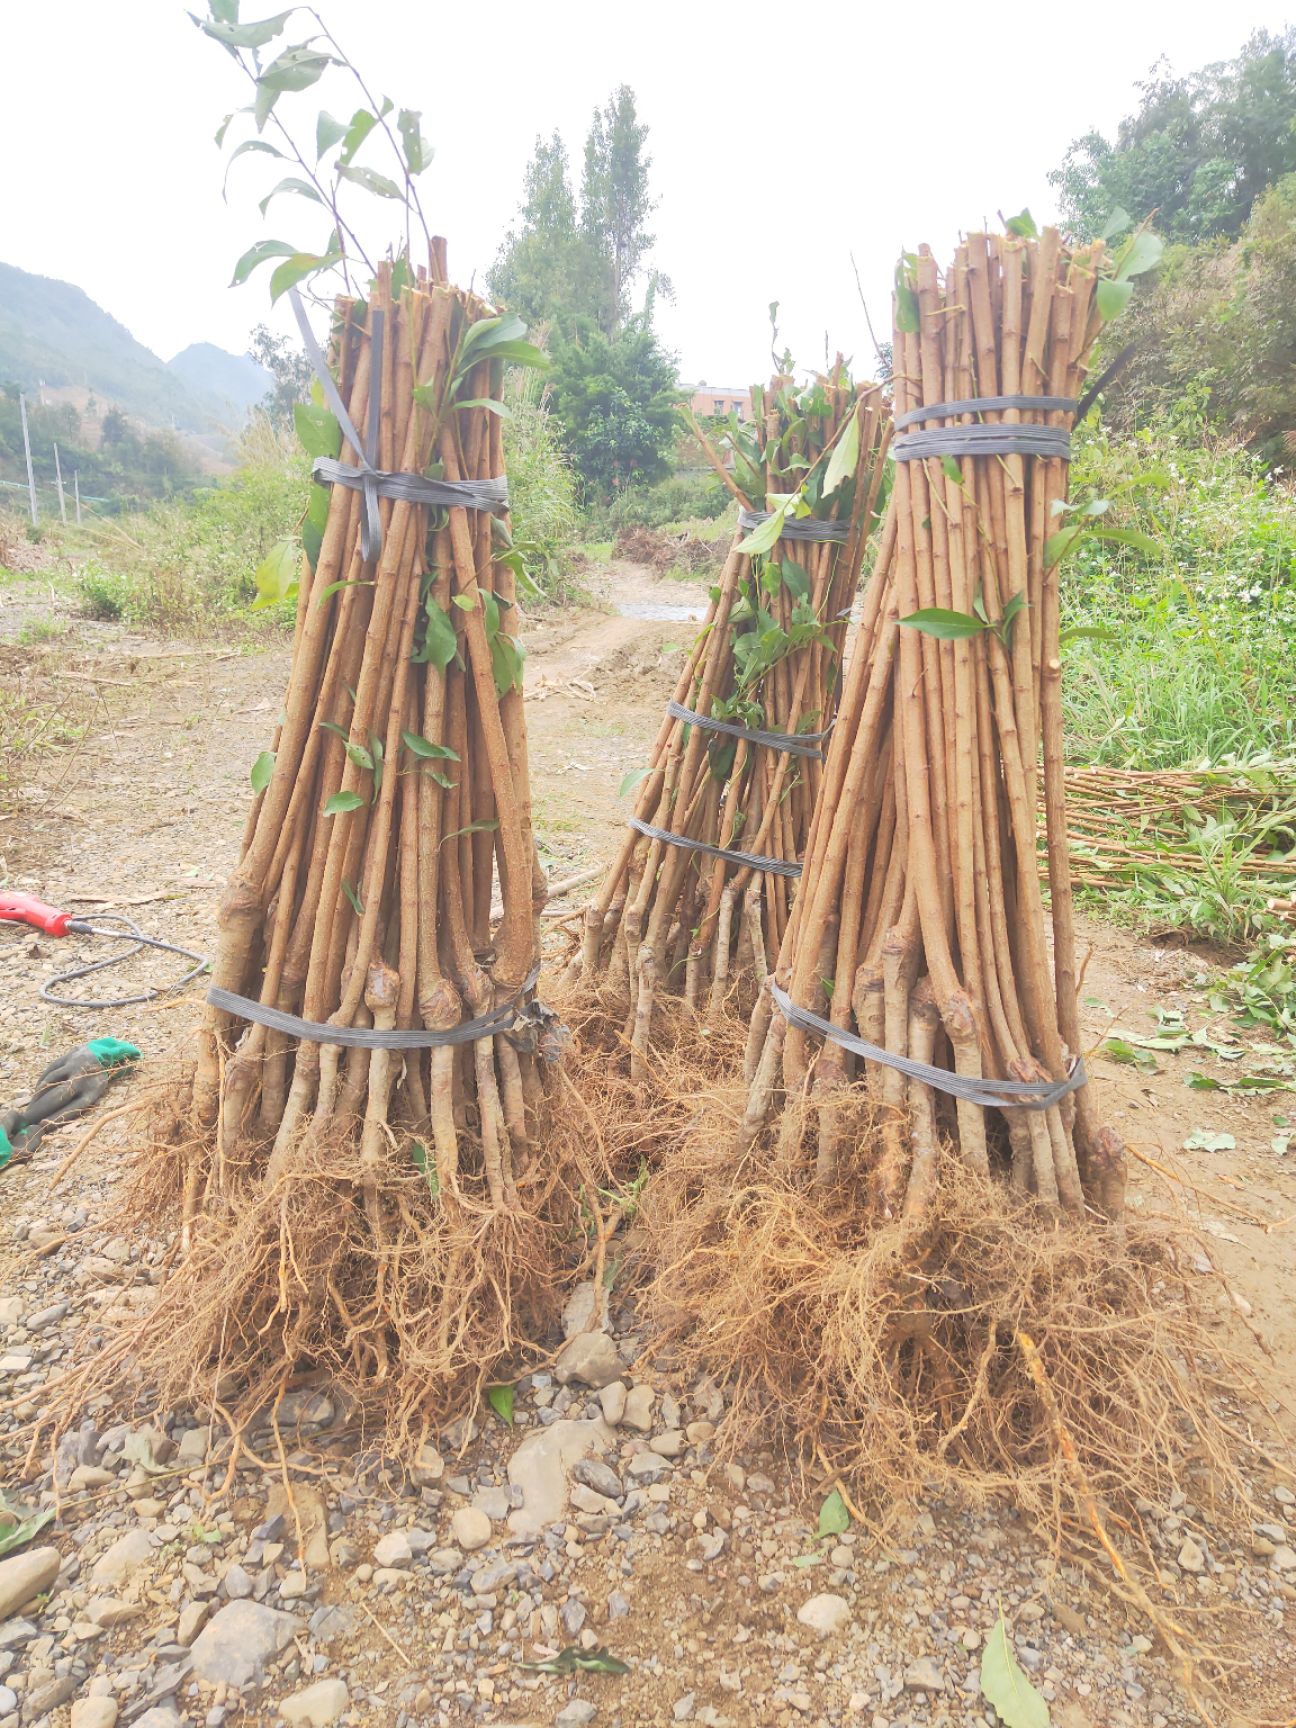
(641, 230, 1276, 1629)
(572, 371, 890, 1071)
(38, 13, 606, 1448)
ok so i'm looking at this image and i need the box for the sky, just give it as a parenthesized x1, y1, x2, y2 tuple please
(5, 0, 1294, 386)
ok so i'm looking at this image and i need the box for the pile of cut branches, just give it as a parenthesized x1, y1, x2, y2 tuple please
(1061, 763, 1296, 898)
(572, 370, 890, 1067)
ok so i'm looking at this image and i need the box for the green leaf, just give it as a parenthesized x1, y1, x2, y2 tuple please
(997, 592, 1028, 639)
(408, 1141, 439, 1195)
(519, 1645, 630, 1676)
(899, 607, 987, 641)
(416, 599, 458, 672)
(941, 454, 963, 485)
(337, 163, 404, 200)
(619, 766, 651, 798)
(0, 1496, 55, 1560)
(222, 138, 287, 198)
(490, 630, 526, 696)
(451, 593, 477, 611)
(1005, 208, 1038, 239)
(293, 402, 342, 460)
(251, 539, 301, 609)
(1116, 231, 1164, 281)
(980, 1611, 1051, 1728)
(454, 397, 508, 417)
(1043, 525, 1085, 568)
(341, 878, 364, 917)
(303, 483, 332, 572)
(230, 237, 296, 287)
(1091, 525, 1159, 558)
(1098, 206, 1132, 242)
(1102, 1037, 1158, 1073)
(339, 101, 390, 167)
(738, 508, 788, 559)
(817, 1488, 850, 1541)
(250, 750, 275, 793)
(315, 109, 347, 160)
(1183, 1129, 1236, 1152)
(486, 1384, 515, 1426)
(401, 730, 459, 761)
(324, 790, 365, 816)
(894, 260, 920, 334)
(440, 818, 499, 847)
(823, 407, 860, 495)
(1095, 277, 1134, 322)
(259, 175, 323, 217)
(198, 9, 294, 49)
(258, 43, 334, 93)
(397, 107, 433, 175)
(269, 248, 342, 302)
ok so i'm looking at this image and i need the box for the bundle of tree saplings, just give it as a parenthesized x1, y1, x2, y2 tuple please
(574, 370, 890, 1070)
(47, 259, 601, 1448)
(733, 232, 1128, 1214)
(642, 234, 1270, 1632)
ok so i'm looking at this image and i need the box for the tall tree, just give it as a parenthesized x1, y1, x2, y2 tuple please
(547, 315, 679, 501)
(248, 325, 312, 426)
(1051, 30, 1296, 243)
(580, 86, 656, 335)
(488, 132, 601, 333)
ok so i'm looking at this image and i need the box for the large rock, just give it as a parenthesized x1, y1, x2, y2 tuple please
(90, 1528, 153, 1589)
(553, 1331, 624, 1390)
(450, 1507, 491, 1553)
(280, 1678, 348, 1726)
(71, 1699, 119, 1728)
(507, 1417, 614, 1537)
(0, 1544, 60, 1620)
(796, 1592, 850, 1636)
(189, 1599, 299, 1689)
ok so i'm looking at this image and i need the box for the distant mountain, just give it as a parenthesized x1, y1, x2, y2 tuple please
(0, 261, 258, 435)
(170, 342, 271, 422)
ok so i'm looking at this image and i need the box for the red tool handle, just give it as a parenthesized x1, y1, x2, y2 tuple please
(0, 891, 74, 937)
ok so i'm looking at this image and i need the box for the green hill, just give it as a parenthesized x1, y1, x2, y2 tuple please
(170, 342, 271, 423)
(0, 261, 242, 434)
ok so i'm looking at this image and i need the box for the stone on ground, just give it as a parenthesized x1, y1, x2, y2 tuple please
(0, 1545, 60, 1620)
(189, 1599, 299, 1688)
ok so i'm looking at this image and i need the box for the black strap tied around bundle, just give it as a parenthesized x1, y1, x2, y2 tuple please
(738, 509, 852, 545)
(665, 700, 829, 761)
(289, 288, 509, 565)
(770, 981, 1087, 1110)
(628, 816, 802, 880)
(208, 963, 545, 1051)
(892, 394, 1077, 463)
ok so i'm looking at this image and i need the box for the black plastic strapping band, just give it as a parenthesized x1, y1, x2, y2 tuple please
(208, 964, 542, 1050)
(289, 289, 509, 564)
(769, 981, 1086, 1111)
(738, 509, 851, 545)
(892, 393, 1076, 463)
(628, 816, 802, 880)
(666, 700, 828, 761)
